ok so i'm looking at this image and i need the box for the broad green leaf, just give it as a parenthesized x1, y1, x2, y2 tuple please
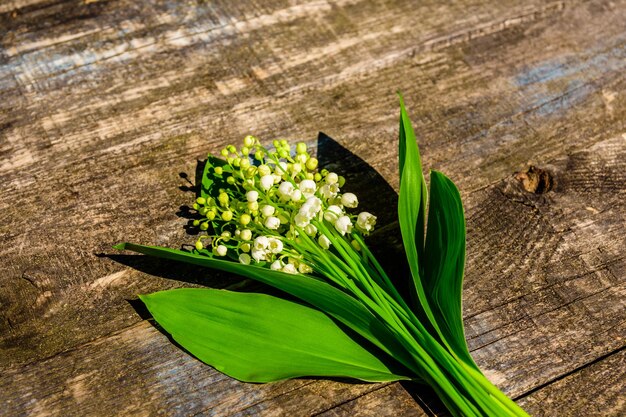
(114, 242, 418, 376)
(141, 288, 408, 382)
(200, 155, 229, 199)
(423, 171, 479, 371)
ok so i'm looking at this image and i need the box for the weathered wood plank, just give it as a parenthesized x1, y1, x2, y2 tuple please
(463, 134, 626, 398)
(517, 348, 626, 416)
(0, 321, 406, 417)
(316, 384, 430, 417)
(1, 0, 626, 415)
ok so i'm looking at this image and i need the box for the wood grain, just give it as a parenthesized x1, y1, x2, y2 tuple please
(1, 0, 625, 415)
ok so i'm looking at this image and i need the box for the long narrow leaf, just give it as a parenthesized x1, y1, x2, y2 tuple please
(423, 171, 479, 371)
(397, 96, 439, 331)
(114, 242, 418, 376)
(141, 288, 408, 382)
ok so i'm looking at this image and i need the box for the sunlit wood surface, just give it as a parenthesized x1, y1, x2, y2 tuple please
(1, 0, 625, 415)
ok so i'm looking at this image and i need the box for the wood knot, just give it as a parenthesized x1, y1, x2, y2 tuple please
(515, 165, 553, 194)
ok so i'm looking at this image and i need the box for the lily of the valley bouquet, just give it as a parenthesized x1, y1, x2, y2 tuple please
(116, 98, 529, 417)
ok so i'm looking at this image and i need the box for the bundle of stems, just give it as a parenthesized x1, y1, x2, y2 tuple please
(116, 97, 529, 417)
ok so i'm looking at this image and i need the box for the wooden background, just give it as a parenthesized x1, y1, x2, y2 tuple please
(1, 0, 625, 415)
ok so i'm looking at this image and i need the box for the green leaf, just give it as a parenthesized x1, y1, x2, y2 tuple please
(397, 98, 476, 372)
(397, 95, 436, 325)
(141, 288, 409, 382)
(200, 155, 229, 199)
(114, 242, 418, 376)
(423, 171, 479, 371)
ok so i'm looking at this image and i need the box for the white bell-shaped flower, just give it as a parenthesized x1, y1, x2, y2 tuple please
(265, 216, 281, 230)
(356, 212, 377, 232)
(290, 188, 302, 202)
(260, 205, 275, 217)
(246, 190, 259, 202)
(278, 181, 294, 200)
(251, 248, 267, 262)
(253, 236, 269, 251)
(304, 224, 317, 236)
(341, 193, 358, 208)
(324, 205, 343, 222)
(294, 212, 310, 228)
(305, 196, 322, 214)
(260, 175, 274, 191)
(215, 245, 228, 256)
(318, 234, 331, 249)
(334, 216, 353, 236)
(268, 237, 283, 254)
(299, 179, 317, 198)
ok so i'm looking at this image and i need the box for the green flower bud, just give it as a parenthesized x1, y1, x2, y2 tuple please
(226, 176, 236, 185)
(240, 243, 251, 252)
(245, 166, 256, 178)
(295, 154, 308, 164)
(221, 231, 231, 242)
(244, 135, 256, 148)
(240, 159, 251, 169)
(305, 172, 314, 180)
(351, 239, 361, 251)
(196, 197, 206, 205)
(218, 192, 229, 206)
(192, 203, 199, 210)
(239, 213, 251, 225)
(193, 220, 200, 227)
(232, 158, 241, 167)
(195, 240, 204, 251)
(241, 146, 250, 155)
(200, 222, 209, 231)
(227, 145, 237, 154)
(258, 164, 271, 176)
(279, 139, 288, 147)
(222, 210, 233, 221)
(221, 148, 229, 157)
(291, 163, 302, 174)
(306, 157, 318, 171)
(278, 149, 289, 159)
(206, 210, 216, 220)
(240, 229, 252, 241)
(254, 150, 265, 161)
(338, 175, 346, 187)
(273, 139, 281, 148)
(214, 166, 223, 175)
(296, 142, 307, 154)
(248, 201, 259, 211)
(314, 173, 322, 182)
(199, 207, 208, 216)
(321, 168, 329, 176)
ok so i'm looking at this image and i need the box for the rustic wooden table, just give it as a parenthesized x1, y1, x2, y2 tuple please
(1, 0, 625, 415)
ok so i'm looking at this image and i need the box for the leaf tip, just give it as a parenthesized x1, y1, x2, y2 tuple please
(396, 91, 406, 110)
(137, 293, 153, 306)
(113, 243, 127, 250)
